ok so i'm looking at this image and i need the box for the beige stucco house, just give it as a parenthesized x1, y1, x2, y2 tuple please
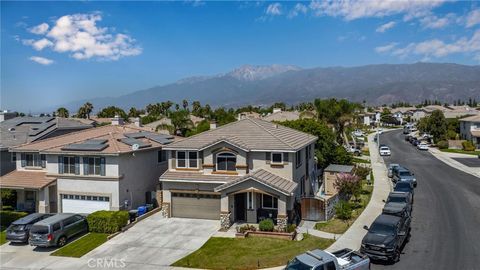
(159, 118, 317, 231)
(460, 115, 480, 148)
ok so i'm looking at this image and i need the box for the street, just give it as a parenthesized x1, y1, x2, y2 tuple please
(372, 130, 480, 270)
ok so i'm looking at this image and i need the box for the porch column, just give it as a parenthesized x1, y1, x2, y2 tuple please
(219, 192, 231, 231)
(277, 194, 288, 232)
(16, 190, 25, 211)
(38, 187, 49, 213)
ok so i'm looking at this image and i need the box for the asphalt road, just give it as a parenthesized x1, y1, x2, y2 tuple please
(452, 157, 480, 167)
(372, 130, 480, 270)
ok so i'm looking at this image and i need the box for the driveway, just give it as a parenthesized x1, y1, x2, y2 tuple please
(0, 213, 219, 269)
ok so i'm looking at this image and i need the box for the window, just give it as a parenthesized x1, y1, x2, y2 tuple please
(247, 192, 254, 209)
(86, 157, 101, 175)
(63, 217, 77, 227)
(63, 156, 76, 174)
(11, 152, 16, 162)
(25, 153, 40, 167)
(52, 223, 61, 232)
(271, 152, 283, 164)
(216, 152, 236, 171)
(158, 150, 167, 163)
(296, 149, 303, 168)
(176, 151, 198, 168)
(262, 194, 278, 209)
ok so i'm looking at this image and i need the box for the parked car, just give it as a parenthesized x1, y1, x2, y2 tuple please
(29, 213, 88, 248)
(392, 167, 417, 187)
(394, 181, 415, 202)
(408, 136, 417, 144)
(345, 145, 362, 156)
(353, 130, 364, 137)
(6, 213, 53, 243)
(404, 135, 411, 142)
(379, 146, 391, 156)
(382, 192, 413, 217)
(402, 127, 410, 134)
(412, 139, 420, 147)
(417, 142, 429, 150)
(361, 214, 411, 263)
(387, 164, 400, 178)
(377, 128, 383, 134)
(285, 248, 370, 270)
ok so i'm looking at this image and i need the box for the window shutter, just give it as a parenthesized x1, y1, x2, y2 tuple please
(40, 154, 46, 168)
(58, 156, 64, 174)
(21, 153, 26, 167)
(265, 152, 271, 164)
(100, 157, 106, 176)
(83, 157, 89, 175)
(74, 156, 80, 175)
(283, 153, 289, 162)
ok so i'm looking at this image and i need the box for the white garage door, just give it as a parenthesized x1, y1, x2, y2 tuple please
(61, 194, 110, 214)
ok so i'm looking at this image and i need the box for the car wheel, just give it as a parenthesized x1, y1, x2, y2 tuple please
(57, 236, 67, 247)
(394, 249, 401, 263)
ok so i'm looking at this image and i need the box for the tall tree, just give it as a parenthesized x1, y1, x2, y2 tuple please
(97, 106, 127, 119)
(82, 102, 93, 119)
(156, 110, 193, 136)
(192, 101, 202, 116)
(182, 99, 189, 111)
(56, 107, 69, 118)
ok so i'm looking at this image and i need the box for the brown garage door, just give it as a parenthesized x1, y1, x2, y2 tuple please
(171, 192, 220, 220)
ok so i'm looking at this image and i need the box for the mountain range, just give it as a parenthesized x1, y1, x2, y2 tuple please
(61, 63, 480, 111)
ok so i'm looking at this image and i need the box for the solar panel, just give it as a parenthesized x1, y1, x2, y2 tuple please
(147, 135, 174, 144)
(124, 132, 174, 144)
(119, 138, 152, 148)
(62, 143, 108, 151)
(84, 139, 108, 145)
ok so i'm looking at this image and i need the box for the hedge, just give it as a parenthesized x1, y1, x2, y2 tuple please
(0, 211, 28, 227)
(87, 210, 129, 233)
(462, 141, 475, 151)
(437, 140, 448, 149)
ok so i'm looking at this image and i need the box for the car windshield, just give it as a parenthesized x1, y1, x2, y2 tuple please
(388, 196, 407, 203)
(285, 258, 313, 270)
(380, 147, 389, 150)
(369, 223, 395, 235)
(399, 171, 412, 177)
(30, 225, 49, 234)
(9, 224, 26, 231)
(395, 183, 411, 190)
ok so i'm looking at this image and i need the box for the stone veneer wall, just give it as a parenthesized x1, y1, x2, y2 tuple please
(277, 215, 288, 232)
(220, 211, 232, 231)
(325, 194, 339, 221)
(160, 202, 170, 218)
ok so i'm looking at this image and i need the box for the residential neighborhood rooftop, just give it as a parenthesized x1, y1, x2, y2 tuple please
(163, 118, 317, 151)
(459, 114, 480, 122)
(0, 171, 55, 189)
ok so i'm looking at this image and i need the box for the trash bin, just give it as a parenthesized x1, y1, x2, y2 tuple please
(137, 206, 147, 216)
(145, 204, 154, 212)
(128, 210, 138, 223)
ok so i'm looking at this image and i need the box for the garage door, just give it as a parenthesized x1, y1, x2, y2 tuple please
(172, 192, 220, 220)
(61, 194, 110, 214)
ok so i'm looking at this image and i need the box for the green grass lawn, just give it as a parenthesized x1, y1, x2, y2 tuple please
(352, 157, 370, 164)
(440, 148, 480, 156)
(0, 227, 7, 245)
(315, 183, 373, 235)
(51, 233, 109, 258)
(172, 234, 334, 270)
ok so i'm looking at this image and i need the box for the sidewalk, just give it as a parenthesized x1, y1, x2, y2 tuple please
(297, 220, 340, 240)
(326, 131, 391, 252)
(429, 148, 480, 178)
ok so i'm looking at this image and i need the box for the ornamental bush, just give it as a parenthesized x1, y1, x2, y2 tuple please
(259, 219, 274, 232)
(0, 211, 28, 227)
(335, 200, 353, 221)
(437, 140, 448, 149)
(87, 210, 129, 233)
(462, 141, 475, 151)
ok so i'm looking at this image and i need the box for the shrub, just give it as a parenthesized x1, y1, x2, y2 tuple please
(462, 141, 475, 151)
(2, 206, 14, 211)
(354, 166, 371, 180)
(237, 224, 256, 233)
(334, 173, 362, 201)
(259, 219, 274, 232)
(0, 211, 28, 227)
(437, 140, 448, 149)
(87, 210, 129, 233)
(335, 200, 353, 221)
(286, 224, 296, 233)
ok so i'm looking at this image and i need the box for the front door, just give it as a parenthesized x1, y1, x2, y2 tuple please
(235, 193, 246, 222)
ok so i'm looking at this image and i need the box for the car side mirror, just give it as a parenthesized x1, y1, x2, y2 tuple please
(382, 199, 386, 203)
(363, 225, 369, 231)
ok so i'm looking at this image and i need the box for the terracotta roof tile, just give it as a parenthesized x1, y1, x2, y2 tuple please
(0, 171, 56, 189)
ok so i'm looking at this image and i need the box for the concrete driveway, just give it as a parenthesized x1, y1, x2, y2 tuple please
(0, 213, 219, 269)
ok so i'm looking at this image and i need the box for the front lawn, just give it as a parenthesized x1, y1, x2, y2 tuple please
(352, 157, 370, 164)
(51, 233, 109, 258)
(172, 234, 334, 269)
(0, 227, 7, 245)
(440, 148, 480, 156)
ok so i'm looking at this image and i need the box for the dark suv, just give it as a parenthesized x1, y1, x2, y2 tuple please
(361, 214, 411, 263)
(6, 213, 53, 243)
(394, 181, 414, 202)
(383, 192, 413, 217)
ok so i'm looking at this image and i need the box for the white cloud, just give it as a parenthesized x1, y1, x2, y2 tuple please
(29, 23, 49, 35)
(384, 30, 480, 61)
(419, 13, 456, 29)
(29, 56, 54, 65)
(22, 12, 141, 61)
(266, 3, 282, 16)
(375, 42, 398, 53)
(376, 21, 396, 33)
(288, 3, 308, 18)
(465, 9, 480, 28)
(309, 0, 445, 21)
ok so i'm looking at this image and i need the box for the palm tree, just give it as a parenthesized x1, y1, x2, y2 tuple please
(156, 110, 193, 136)
(82, 102, 93, 119)
(192, 101, 201, 116)
(56, 107, 69, 118)
(182, 99, 189, 110)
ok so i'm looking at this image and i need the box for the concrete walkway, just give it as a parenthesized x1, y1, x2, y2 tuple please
(326, 130, 392, 252)
(297, 220, 340, 240)
(429, 148, 480, 178)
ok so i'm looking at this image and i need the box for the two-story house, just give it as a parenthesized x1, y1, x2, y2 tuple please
(159, 118, 317, 231)
(460, 115, 480, 148)
(0, 121, 174, 213)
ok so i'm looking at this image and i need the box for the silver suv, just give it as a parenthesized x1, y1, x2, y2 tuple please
(29, 213, 88, 247)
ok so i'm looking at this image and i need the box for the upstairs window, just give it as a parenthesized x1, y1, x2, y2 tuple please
(63, 156, 76, 174)
(176, 151, 198, 169)
(25, 153, 41, 167)
(158, 150, 167, 163)
(271, 152, 283, 164)
(216, 152, 236, 171)
(86, 157, 101, 175)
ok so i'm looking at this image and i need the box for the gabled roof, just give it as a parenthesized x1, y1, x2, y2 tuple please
(12, 125, 177, 155)
(262, 111, 302, 122)
(214, 169, 297, 195)
(0, 171, 56, 189)
(164, 118, 317, 152)
(459, 114, 480, 122)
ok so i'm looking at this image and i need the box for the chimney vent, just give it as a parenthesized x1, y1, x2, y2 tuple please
(210, 121, 217, 130)
(134, 117, 141, 127)
(111, 115, 124, 126)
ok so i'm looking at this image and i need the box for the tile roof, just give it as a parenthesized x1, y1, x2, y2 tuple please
(459, 115, 480, 122)
(160, 170, 240, 183)
(262, 111, 302, 122)
(12, 125, 176, 155)
(214, 169, 297, 195)
(324, 164, 355, 173)
(164, 118, 317, 151)
(0, 171, 56, 189)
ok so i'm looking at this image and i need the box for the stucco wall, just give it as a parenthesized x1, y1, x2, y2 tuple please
(57, 178, 120, 210)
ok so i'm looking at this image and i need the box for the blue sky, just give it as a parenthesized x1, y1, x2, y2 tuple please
(1, 1, 480, 112)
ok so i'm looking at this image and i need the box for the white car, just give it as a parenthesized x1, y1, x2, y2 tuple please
(379, 146, 391, 156)
(417, 142, 429, 150)
(353, 130, 364, 137)
(377, 128, 383, 134)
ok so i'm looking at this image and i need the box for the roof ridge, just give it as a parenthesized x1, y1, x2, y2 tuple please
(247, 118, 296, 149)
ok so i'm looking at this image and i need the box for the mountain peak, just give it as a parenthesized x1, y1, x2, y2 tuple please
(227, 64, 301, 81)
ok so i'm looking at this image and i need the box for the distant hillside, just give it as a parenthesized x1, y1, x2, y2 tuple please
(61, 63, 480, 111)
